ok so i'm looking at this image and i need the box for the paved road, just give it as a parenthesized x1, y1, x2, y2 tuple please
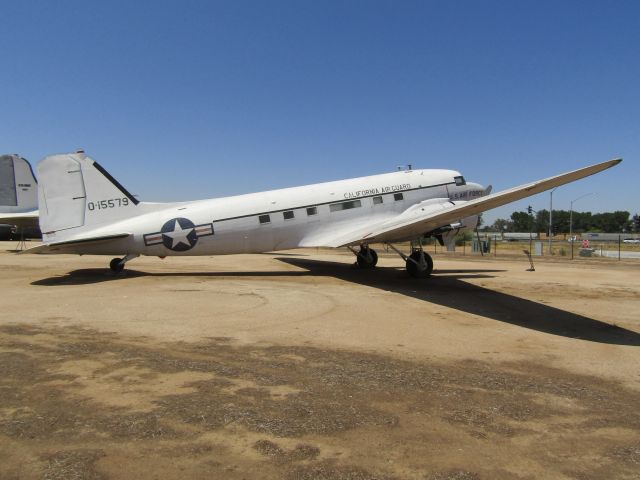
(594, 249, 640, 259)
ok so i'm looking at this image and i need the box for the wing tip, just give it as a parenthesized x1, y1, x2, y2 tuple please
(593, 157, 622, 172)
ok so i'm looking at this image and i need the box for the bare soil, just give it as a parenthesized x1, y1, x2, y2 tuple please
(0, 243, 639, 479)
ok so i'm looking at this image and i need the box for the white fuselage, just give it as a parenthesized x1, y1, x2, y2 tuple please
(49, 169, 485, 256)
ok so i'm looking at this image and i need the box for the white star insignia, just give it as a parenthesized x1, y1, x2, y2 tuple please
(163, 220, 194, 249)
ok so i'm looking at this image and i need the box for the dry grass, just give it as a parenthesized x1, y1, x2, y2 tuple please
(1, 324, 639, 479)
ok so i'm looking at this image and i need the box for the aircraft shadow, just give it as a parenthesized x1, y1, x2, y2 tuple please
(276, 257, 640, 347)
(30, 259, 639, 346)
(30, 268, 311, 286)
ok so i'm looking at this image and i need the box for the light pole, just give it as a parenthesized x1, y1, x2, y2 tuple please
(549, 187, 558, 255)
(569, 192, 594, 259)
(569, 192, 594, 240)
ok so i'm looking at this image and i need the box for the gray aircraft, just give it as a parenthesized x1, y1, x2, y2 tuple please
(0, 154, 39, 239)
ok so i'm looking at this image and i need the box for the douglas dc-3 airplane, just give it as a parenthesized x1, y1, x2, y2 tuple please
(23, 151, 621, 277)
(0, 154, 39, 232)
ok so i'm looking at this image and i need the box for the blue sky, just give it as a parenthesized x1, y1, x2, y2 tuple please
(2, 0, 638, 223)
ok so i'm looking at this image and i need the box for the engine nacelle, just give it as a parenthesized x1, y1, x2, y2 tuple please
(448, 200, 480, 233)
(399, 199, 480, 250)
(425, 200, 480, 250)
(455, 214, 480, 232)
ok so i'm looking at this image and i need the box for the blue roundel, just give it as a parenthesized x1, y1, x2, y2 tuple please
(161, 217, 198, 251)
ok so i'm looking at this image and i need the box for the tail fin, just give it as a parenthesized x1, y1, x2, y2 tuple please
(0, 154, 38, 213)
(38, 151, 139, 237)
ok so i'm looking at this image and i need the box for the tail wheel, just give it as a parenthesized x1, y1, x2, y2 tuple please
(110, 257, 124, 273)
(406, 251, 433, 278)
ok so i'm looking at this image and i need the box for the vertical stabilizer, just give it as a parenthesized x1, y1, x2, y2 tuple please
(0, 154, 38, 212)
(38, 152, 139, 238)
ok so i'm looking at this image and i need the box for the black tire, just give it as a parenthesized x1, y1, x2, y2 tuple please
(406, 251, 433, 278)
(356, 248, 378, 268)
(110, 257, 124, 273)
(371, 249, 378, 267)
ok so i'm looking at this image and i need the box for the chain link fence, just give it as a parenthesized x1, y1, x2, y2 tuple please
(418, 234, 640, 262)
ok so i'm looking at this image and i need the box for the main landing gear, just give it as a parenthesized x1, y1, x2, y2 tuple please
(349, 242, 433, 278)
(385, 242, 434, 278)
(109, 253, 140, 273)
(348, 245, 378, 269)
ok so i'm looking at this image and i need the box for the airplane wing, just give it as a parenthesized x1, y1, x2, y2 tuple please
(309, 158, 622, 248)
(19, 233, 131, 254)
(0, 211, 40, 229)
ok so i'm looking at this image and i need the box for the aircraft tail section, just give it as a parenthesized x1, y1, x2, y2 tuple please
(0, 154, 38, 213)
(38, 151, 139, 239)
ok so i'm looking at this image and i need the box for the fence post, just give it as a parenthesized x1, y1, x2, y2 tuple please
(571, 238, 574, 260)
(619, 235, 621, 261)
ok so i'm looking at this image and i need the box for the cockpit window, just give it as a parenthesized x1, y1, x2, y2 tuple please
(454, 175, 466, 186)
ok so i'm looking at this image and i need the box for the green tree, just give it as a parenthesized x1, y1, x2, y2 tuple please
(510, 211, 531, 232)
(534, 209, 549, 234)
(490, 218, 513, 232)
(572, 211, 593, 232)
(553, 210, 570, 234)
(468, 209, 631, 234)
(591, 211, 630, 232)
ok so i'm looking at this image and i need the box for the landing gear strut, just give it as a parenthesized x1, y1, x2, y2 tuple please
(348, 245, 378, 269)
(109, 253, 139, 273)
(385, 242, 434, 278)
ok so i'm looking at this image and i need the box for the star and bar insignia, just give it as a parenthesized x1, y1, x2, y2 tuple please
(143, 217, 214, 252)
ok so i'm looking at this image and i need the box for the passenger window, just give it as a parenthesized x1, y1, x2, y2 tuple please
(306, 207, 317, 216)
(259, 214, 271, 224)
(394, 193, 404, 201)
(283, 210, 294, 220)
(454, 176, 466, 186)
(373, 196, 383, 205)
(329, 200, 362, 212)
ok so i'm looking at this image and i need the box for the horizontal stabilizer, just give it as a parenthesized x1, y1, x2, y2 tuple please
(0, 211, 39, 229)
(20, 233, 131, 254)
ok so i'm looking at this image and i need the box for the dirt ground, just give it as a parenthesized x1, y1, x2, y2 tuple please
(0, 242, 639, 479)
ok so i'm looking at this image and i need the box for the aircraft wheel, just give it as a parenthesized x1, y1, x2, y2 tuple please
(406, 251, 433, 278)
(110, 257, 124, 273)
(356, 247, 378, 269)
